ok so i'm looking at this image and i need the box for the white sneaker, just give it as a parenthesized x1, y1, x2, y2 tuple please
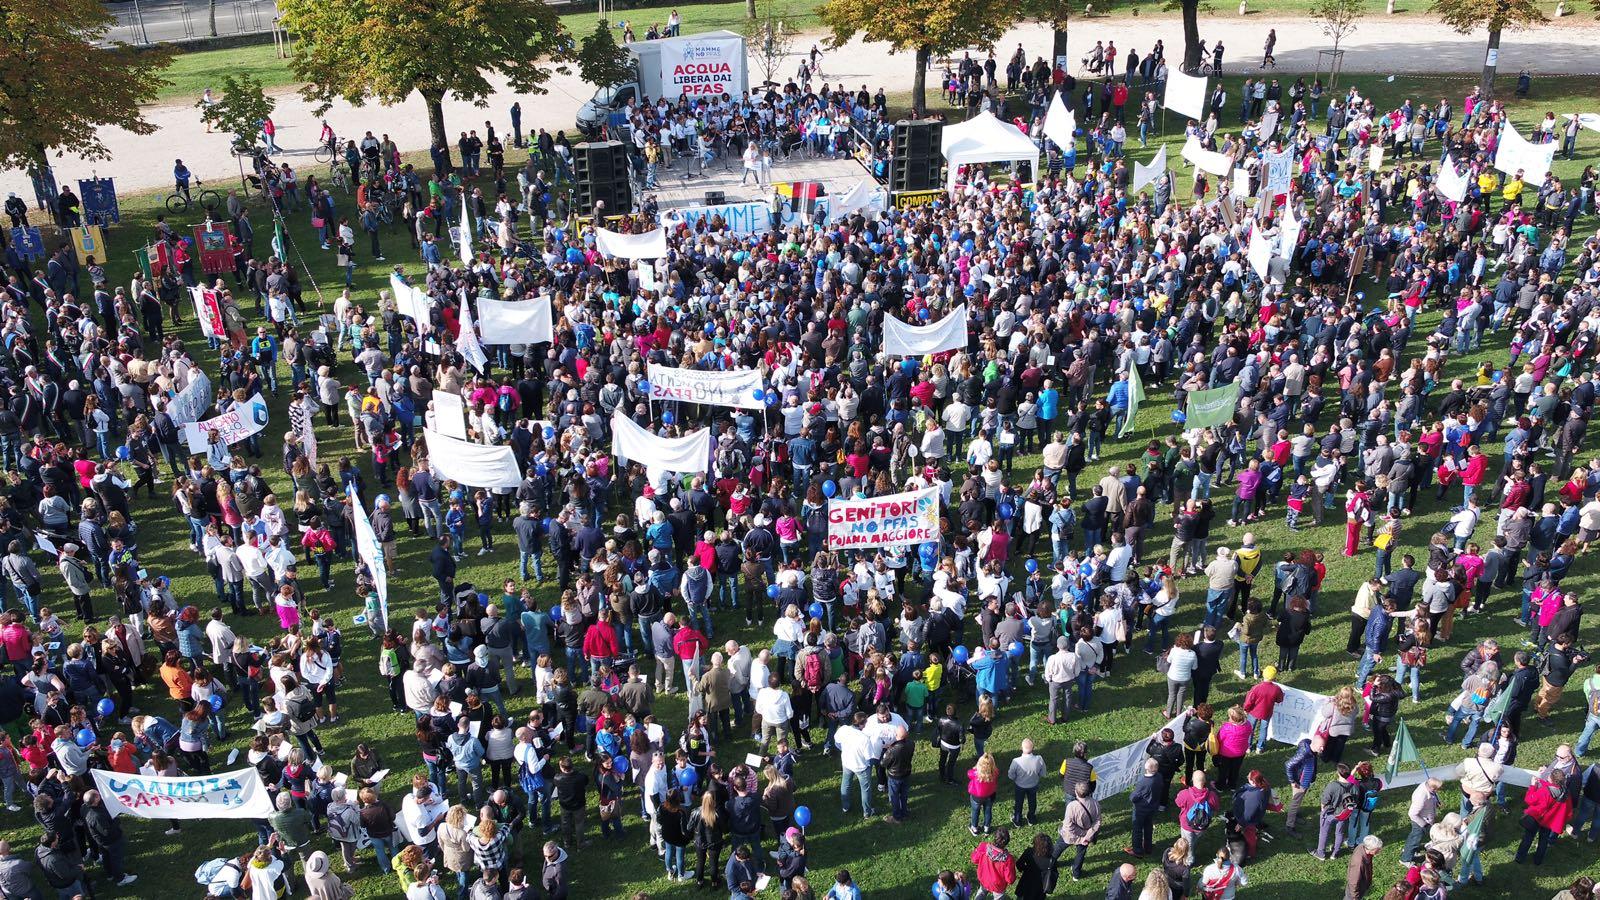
(477, 548, 490, 556)
(4, 804, 19, 812)
(117, 875, 139, 886)
(681, 870, 696, 881)
(163, 827, 181, 836)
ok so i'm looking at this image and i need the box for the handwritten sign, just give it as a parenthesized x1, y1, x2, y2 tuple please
(92, 768, 275, 819)
(827, 486, 941, 550)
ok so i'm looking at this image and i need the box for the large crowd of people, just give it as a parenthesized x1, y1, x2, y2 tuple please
(2, 28, 1600, 900)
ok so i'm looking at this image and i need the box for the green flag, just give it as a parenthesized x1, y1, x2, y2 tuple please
(133, 246, 152, 281)
(271, 219, 286, 262)
(1118, 365, 1145, 439)
(1385, 718, 1423, 782)
(1457, 805, 1489, 872)
(1482, 683, 1513, 726)
(1184, 382, 1241, 431)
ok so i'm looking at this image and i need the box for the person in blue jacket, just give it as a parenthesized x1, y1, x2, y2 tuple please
(1283, 737, 1319, 835)
(1106, 374, 1130, 436)
(969, 641, 1010, 708)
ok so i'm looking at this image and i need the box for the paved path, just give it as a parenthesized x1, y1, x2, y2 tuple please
(12, 14, 1600, 199)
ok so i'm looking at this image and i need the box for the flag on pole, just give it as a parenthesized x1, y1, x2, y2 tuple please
(133, 246, 153, 281)
(271, 219, 286, 262)
(1385, 719, 1425, 782)
(1457, 806, 1488, 874)
(1118, 365, 1145, 439)
(1482, 683, 1513, 726)
(1042, 91, 1077, 152)
(455, 290, 488, 372)
(458, 197, 473, 267)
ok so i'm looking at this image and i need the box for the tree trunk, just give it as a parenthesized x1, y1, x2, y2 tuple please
(746, 0, 756, 18)
(1182, 0, 1202, 73)
(424, 91, 451, 176)
(913, 45, 930, 117)
(1052, 25, 1069, 70)
(208, 0, 217, 37)
(1479, 28, 1501, 98)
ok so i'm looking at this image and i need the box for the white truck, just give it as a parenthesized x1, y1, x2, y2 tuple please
(576, 30, 749, 136)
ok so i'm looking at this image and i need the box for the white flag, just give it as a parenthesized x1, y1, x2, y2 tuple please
(1043, 91, 1076, 151)
(1132, 145, 1167, 194)
(455, 291, 488, 373)
(1278, 203, 1302, 261)
(458, 196, 473, 267)
(1436, 154, 1469, 203)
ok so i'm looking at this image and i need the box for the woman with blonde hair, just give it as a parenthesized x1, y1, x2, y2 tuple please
(435, 804, 473, 898)
(1137, 868, 1172, 900)
(966, 751, 999, 836)
(1314, 685, 1360, 764)
(1162, 837, 1191, 897)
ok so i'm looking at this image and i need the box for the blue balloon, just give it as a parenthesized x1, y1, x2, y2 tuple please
(75, 728, 95, 748)
(614, 756, 630, 774)
(1008, 641, 1026, 659)
(677, 767, 698, 787)
(764, 390, 778, 406)
(1171, 410, 1187, 424)
(663, 411, 675, 425)
(821, 480, 837, 498)
(210, 694, 224, 712)
(918, 307, 932, 321)
(794, 805, 812, 828)
(807, 602, 825, 620)
(1025, 558, 1039, 574)
(752, 388, 766, 401)
(638, 379, 651, 394)
(375, 494, 390, 506)
(543, 426, 557, 441)
(767, 584, 780, 599)
(96, 698, 115, 717)
(952, 646, 970, 665)
(115, 445, 131, 460)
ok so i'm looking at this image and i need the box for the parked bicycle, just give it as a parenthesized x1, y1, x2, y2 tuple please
(165, 185, 224, 215)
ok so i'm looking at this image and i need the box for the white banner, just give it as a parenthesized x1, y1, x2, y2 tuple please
(1043, 91, 1077, 151)
(167, 371, 213, 427)
(184, 393, 269, 453)
(826, 486, 942, 551)
(1493, 123, 1555, 184)
(1265, 150, 1293, 195)
(611, 409, 711, 474)
(1247, 224, 1272, 278)
(832, 180, 881, 221)
(1562, 112, 1600, 135)
(458, 199, 473, 267)
(349, 487, 388, 627)
(1278, 203, 1302, 261)
(647, 364, 766, 410)
(658, 34, 745, 100)
(1437, 154, 1469, 203)
(92, 767, 275, 819)
(423, 428, 524, 489)
(1091, 711, 1188, 798)
(1132, 145, 1167, 194)
(475, 296, 553, 345)
(1265, 683, 1332, 746)
(882, 305, 968, 357)
(1182, 136, 1233, 177)
(389, 274, 434, 332)
(455, 294, 488, 373)
(595, 227, 668, 259)
(432, 391, 469, 440)
(1163, 70, 1208, 120)
(1231, 167, 1252, 199)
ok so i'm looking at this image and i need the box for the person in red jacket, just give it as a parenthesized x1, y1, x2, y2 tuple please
(1515, 769, 1573, 864)
(582, 611, 621, 673)
(970, 827, 1017, 898)
(1458, 446, 1488, 510)
(1243, 667, 1286, 753)
(672, 620, 709, 695)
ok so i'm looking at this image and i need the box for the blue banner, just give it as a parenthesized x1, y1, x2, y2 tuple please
(77, 177, 121, 226)
(10, 227, 43, 261)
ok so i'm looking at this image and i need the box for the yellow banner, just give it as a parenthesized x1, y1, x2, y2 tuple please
(891, 189, 943, 210)
(70, 225, 108, 266)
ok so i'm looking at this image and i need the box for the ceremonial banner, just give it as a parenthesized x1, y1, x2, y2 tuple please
(1163, 69, 1208, 120)
(92, 768, 274, 819)
(1182, 137, 1233, 177)
(475, 296, 554, 345)
(184, 393, 269, 453)
(826, 486, 941, 550)
(647, 364, 766, 410)
(882, 305, 969, 357)
(1090, 711, 1188, 797)
(167, 371, 214, 427)
(192, 224, 233, 275)
(1493, 123, 1555, 183)
(69, 225, 107, 266)
(611, 410, 711, 474)
(1265, 683, 1332, 746)
(77, 177, 121, 226)
(1117, 365, 1144, 439)
(432, 391, 469, 439)
(189, 287, 225, 340)
(11, 227, 44, 261)
(595, 227, 668, 259)
(349, 487, 388, 627)
(423, 428, 524, 489)
(1437, 154, 1469, 203)
(1042, 91, 1077, 151)
(1183, 382, 1241, 431)
(1132, 145, 1167, 194)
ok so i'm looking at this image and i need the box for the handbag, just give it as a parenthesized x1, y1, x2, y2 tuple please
(311, 216, 325, 228)
(1156, 651, 1171, 674)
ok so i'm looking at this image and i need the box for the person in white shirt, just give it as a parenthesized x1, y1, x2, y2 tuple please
(300, 641, 337, 723)
(1043, 636, 1081, 725)
(237, 536, 273, 612)
(399, 777, 449, 849)
(747, 650, 771, 742)
(264, 536, 297, 583)
(205, 609, 236, 668)
(834, 712, 876, 819)
(754, 673, 795, 752)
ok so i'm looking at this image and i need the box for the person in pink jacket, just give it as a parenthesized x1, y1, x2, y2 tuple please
(1212, 706, 1254, 791)
(1174, 770, 1220, 865)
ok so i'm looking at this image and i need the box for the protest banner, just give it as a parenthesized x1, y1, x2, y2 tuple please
(882, 305, 968, 357)
(1265, 150, 1293, 196)
(1493, 123, 1555, 184)
(1183, 382, 1242, 432)
(1437, 155, 1470, 202)
(826, 486, 941, 550)
(647, 364, 766, 410)
(92, 768, 275, 819)
(1132, 145, 1167, 194)
(455, 295, 488, 373)
(1090, 711, 1188, 797)
(1163, 70, 1207, 120)
(658, 33, 745, 99)
(167, 371, 213, 427)
(611, 410, 712, 474)
(349, 487, 388, 628)
(1265, 682, 1331, 746)
(432, 390, 469, 439)
(1182, 137, 1233, 177)
(423, 428, 524, 489)
(1042, 91, 1077, 151)
(595, 227, 668, 259)
(475, 296, 553, 345)
(184, 393, 268, 453)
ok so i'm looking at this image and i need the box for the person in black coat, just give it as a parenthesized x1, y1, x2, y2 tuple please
(428, 536, 457, 604)
(83, 791, 137, 886)
(1274, 596, 1313, 672)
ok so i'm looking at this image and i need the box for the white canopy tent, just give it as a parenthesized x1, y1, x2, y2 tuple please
(940, 111, 1040, 191)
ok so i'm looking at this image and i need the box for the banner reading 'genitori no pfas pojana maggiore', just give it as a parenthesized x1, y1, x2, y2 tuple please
(91, 767, 275, 819)
(827, 486, 941, 550)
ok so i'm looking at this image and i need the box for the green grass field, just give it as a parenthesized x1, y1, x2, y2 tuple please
(10, 71, 1600, 899)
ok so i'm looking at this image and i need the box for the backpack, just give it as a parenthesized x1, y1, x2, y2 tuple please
(288, 693, 317, 724)
(801, 648, 826, 691)
(1184, 796, 1214, 831)
(195, 858, 234, 886)
(1360, 784, 1380, 813)
(1334, 784, 1358, 821)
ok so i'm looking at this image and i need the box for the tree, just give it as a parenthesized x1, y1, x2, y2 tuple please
(1023, 0, 1088, 73)
(747, 0, 758, 19)
(1179, 0, 1203, 73)
(820, 0, 1016, 116)
(0, 0, 171, 175)
(1430, 0, 1545, 96)
(576, 20, 635, 89)
(197, 74, 277, 152)
(1308, 0, 1363, 91)
(279, 0, 570, 169)
(745, 14, 796, 87)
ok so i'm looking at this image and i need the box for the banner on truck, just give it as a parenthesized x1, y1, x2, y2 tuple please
(661, 35, 745, 99)
(827, 486, 941, 550)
